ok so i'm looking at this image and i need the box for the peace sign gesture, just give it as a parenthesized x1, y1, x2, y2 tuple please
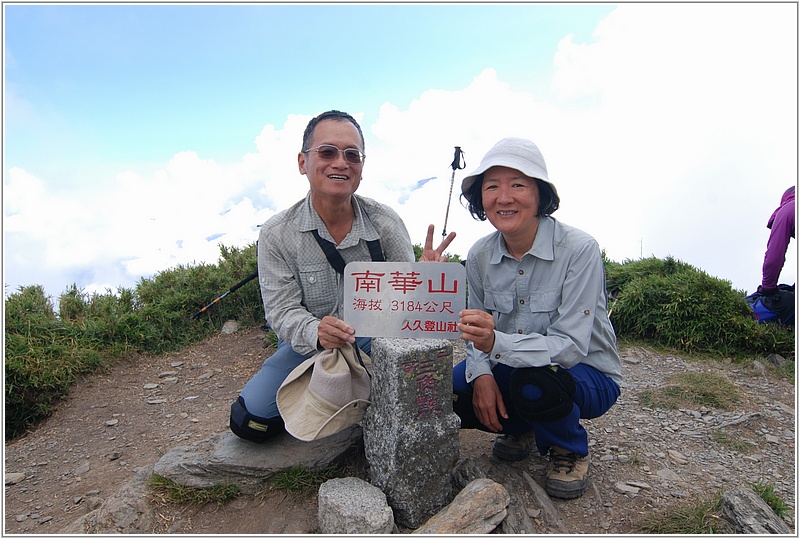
(419, 224, 456, 262)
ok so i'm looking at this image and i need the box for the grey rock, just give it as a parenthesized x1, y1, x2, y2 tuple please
(667, 449, 688, 465)
(766, 353, 786, 367)
(413, 478, 509, 534)
(5, 472, 26, 485)
(452, 454, 561, 534)
(60, 465, 156, 534)
(73, 462, 90, 476)
(614, 482, 640, 496)
(521, 470, 560, 527)
(499, 481, 537, 534)
(317, 477, 395, 534)
(221, 320, 239, 334)
(153, 427, 363, 494)
(452, 455, 490, 490)
(363, 338, 460, 529)
(719, 487, 791, 534)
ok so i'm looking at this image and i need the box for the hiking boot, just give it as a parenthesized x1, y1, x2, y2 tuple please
(545, 447, 590, 499)
(492, 431, 536, 461)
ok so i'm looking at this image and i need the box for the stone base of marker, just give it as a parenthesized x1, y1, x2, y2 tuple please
(318, 477, 396, 534)
(363, 338, 461, 529)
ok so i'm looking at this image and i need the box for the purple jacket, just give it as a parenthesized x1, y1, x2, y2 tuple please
(761, 186, 795, 293)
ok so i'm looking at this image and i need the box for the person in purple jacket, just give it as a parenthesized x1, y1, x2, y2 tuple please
(759, 186, 795, 295)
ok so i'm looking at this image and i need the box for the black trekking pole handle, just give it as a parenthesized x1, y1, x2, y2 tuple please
(450, 146, 466, 172)
(191, 269, 259, 319)
(228, 269, 258, 293)
(442, 146, 465, 237)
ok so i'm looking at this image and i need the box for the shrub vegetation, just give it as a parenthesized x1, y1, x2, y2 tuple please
(4, 249, 793, 439)
(605, 255, 793, 357)
(5, 244, 262, 439)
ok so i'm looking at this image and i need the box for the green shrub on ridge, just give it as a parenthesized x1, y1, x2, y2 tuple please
(605, 255, 793, 357)
(4, 244, 263, 439)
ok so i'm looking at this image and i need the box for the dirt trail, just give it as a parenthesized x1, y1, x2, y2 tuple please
(4, 326, 795, 534)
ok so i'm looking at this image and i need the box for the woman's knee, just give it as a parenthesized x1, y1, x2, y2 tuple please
(568, 363, 620, 419)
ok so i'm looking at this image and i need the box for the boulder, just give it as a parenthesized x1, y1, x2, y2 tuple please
(317, 477, 395, 534)
(412, 478, 509, 534)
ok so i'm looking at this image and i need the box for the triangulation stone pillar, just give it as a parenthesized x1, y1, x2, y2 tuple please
(363, 338, 461, 529)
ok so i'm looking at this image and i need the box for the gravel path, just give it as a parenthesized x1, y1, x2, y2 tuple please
(4, 327, 795, 534)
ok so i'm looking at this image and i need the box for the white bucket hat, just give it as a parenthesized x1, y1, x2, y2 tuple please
(460, 137, 553, 195)
(276, 343, 372, 442)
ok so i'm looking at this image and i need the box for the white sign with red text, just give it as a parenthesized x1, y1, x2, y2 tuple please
(343, 261, 466, 339)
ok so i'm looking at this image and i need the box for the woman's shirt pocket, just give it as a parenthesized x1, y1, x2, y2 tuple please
(483, 291, 514, 330)
(528, 287, 561, 331)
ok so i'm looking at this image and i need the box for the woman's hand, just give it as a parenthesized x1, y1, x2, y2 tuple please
(458, 309, 496, 353)
(317, 315, 356, 349)
(472, 374, 508, 432)
(419, 224, 456, 262)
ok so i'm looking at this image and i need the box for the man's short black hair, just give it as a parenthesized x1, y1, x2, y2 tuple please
(301, 110, 365, 152)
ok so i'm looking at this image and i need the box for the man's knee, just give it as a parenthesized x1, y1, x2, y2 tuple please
(229, 396, 285, 443)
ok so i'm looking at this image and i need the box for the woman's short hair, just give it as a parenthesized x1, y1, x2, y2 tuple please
(460, 174, 560, 221)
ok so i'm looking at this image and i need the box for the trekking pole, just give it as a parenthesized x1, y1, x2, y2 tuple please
(191, 269, 259, 319)
(442, 146, 466, 238)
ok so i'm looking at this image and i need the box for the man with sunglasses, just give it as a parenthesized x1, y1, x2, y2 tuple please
(230, 110, 455, 443)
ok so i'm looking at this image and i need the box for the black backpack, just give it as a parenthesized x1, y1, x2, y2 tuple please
(744, 284, 795, 327)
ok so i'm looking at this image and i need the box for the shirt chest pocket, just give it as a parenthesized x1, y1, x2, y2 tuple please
(483, 292, 514, 330)
(298, 262, 339, 315)
(528, 288, 561, 328)
(484, 292, 514, 314)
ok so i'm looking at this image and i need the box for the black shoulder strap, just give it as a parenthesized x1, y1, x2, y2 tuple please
(360, 204, 386, 262)
(311, 229, 346, 274)
(366, 238, 386, 263)
(311, 229, 384, 275)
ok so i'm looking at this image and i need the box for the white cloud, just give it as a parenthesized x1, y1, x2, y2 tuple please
(4, 4, 796, 301)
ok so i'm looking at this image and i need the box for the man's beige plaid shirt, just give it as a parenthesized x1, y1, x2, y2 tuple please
(258, 192, 415, 355)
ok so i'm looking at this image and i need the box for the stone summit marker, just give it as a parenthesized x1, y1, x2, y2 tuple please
(345, 261, 465, 528)
(362, 338, 461, 529)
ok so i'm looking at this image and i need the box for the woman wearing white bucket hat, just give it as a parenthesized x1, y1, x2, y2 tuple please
(452, 137, 622, 500)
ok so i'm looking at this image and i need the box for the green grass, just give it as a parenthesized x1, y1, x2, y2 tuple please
(638, 494, 722, 533)
(261, 465, 344, 499)
(148, 474, 240, 505)
(639, 371, 742, 410)
(637, 480, 791, 533)
(769, 355, 795, 382)
(711, 430, 756, 453)
(750, 479, 791, 519)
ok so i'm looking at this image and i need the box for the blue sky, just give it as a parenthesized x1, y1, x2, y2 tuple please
(4, 3, 798, 303)
(5, 4, 610, 170)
